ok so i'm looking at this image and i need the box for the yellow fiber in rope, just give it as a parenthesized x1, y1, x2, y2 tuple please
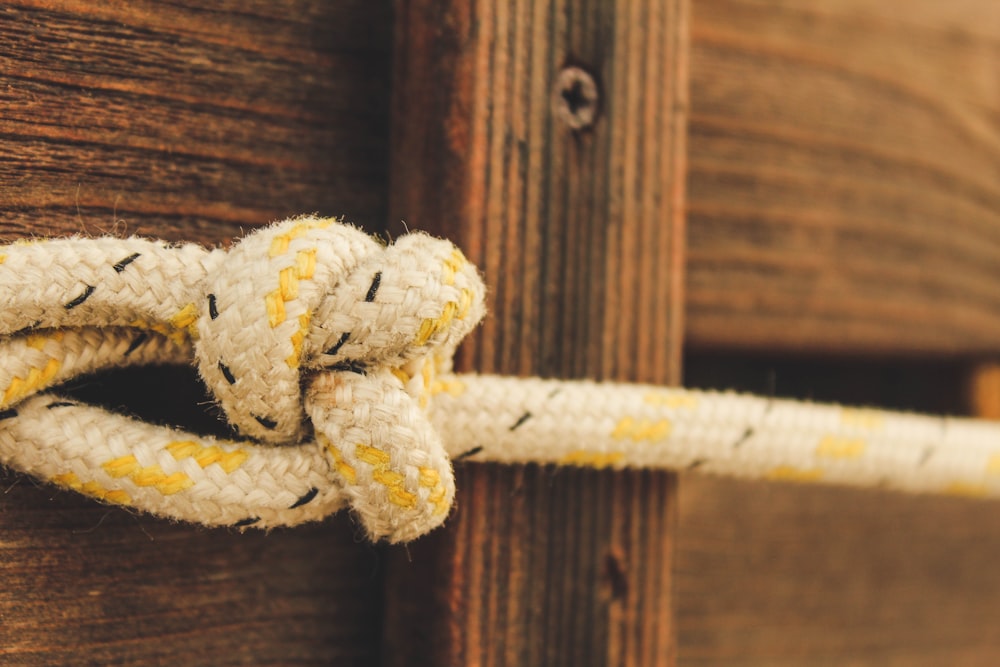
(0, 217, 998, 544)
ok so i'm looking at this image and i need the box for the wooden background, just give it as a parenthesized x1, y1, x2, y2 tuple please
(686, 0, 1000, 356)
(5, 0, 1000, 665)
(0, 0, 392, 244)
(1, 2, 391, 665)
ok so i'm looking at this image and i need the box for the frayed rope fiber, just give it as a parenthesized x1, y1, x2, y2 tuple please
(2, 217, 1000, 542)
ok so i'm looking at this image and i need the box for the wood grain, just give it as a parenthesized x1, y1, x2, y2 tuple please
(384, 465, 677, 667)
(686, 0, 1000, 356)
(0, 467, 383, 666)
(383, 0, 688, 664)
(0, 2, 392, 664)
(389, 0, 688, 381)
(681, 5, 1000, 662)
(677, 353, 1000, 665)
(1, 0, 392, 243)
(676, 476, 1000, 666)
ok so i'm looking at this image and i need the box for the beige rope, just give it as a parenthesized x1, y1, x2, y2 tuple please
(0, 217, 484, 543)
(0, 217, 997, 543)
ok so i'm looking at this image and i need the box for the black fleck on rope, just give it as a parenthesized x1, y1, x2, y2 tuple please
(330, 360, 366, 375)
(233, 517, 260, 527)
(124, 332, 148, 357)
(454, 445, 484, 461)
(365, 271, 382, 302)
(64, 285, 95, 309)
(253, 414, 277, 430)
(510, 412, 532, 431)
(0, 408, 17, 421)
(112, 252, 141, 273)
(218, 361, 237, 384)
(46, 401, 78, 409)
(12, 320, 41, 337)
(208, 293, 219, 320)
(732, 427, 754, 448)
(289, 487, 319, 509)
(325, 331, 350, 356)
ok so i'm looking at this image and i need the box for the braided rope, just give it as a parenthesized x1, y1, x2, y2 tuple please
(0, 217, 484, 542)
(1, 217, 999, 543)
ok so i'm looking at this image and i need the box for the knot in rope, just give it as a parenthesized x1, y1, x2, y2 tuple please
(0, 217, 485, 542)
(9, 215, 1000, 537)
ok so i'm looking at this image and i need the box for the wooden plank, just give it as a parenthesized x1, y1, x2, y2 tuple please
(0, 3, 392, 664)
(686, 0, 1000, 356)
(676, 353, 1000, 665)
(676, 477, 1000, 666)
(383, 0, 688, 664)
(969, 363, 1000, 420)
(0, 0, 392, 243)
(384, 466, 677, 667)
(0, 469, 383, 666)
(681, 4, 1000, 660)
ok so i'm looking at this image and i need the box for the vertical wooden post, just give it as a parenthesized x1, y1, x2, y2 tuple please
(969, 364, 1000, 420)
(384, 0, 689, 664)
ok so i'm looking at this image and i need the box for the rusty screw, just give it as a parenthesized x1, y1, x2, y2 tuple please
(554, 66, 599, 130)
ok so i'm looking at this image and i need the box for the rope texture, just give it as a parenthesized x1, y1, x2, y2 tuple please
(0, 217, 484, 542)
(1, 217, 999, 542)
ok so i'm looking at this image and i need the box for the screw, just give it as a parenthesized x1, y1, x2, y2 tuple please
(554, 66, 599, 130)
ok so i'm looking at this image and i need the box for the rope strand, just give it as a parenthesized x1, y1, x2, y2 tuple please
(0, 217, 997, 542)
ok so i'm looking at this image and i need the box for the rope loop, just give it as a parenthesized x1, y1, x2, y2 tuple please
(0, 217, 485, 542)
(7, 215, 1000, 539)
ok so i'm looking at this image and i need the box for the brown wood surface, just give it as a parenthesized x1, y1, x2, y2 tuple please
(686, 0, 1000, 356)
(679, 6, 1000, 659)
(384, 466, 677, 667)
(0, 468, 383, 666)
(1, 0, 391, 244)
(0, 3, 392, 664)
(676, 476, 1000, 667)
(383, 0, 688, 664)
(969, 363, 1000, 420)
(676, 353, 1000, 665)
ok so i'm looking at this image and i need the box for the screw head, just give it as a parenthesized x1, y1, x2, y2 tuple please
(554, 66, 599, 131)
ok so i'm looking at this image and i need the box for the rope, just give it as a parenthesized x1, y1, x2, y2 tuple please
(0, 217, 997, 543)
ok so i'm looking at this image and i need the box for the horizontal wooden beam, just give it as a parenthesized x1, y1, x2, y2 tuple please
(677, 475, 1000, 666)
(0, 0, 391, 243)
(686, 0, 1000, 356)
(677, 351, 1000, 665)
(0, 466, 384, 665)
